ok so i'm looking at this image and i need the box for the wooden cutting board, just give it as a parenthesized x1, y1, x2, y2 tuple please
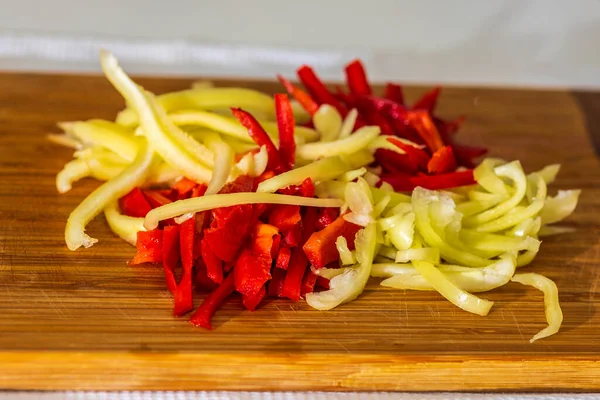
(0, 72, 599, 392)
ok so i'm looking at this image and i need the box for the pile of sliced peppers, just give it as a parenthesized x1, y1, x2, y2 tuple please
(50, 51, 580, 341)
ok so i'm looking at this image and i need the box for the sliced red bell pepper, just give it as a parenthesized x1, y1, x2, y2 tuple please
(234, 223, 279, 297)
(191, 184, 207, 198)
(173, 177, 198, 199)
(380, 169, 476, 191)
(316, 207, 339, 231)
(413, 86, 441, 112)
(407, 110, 445, 153)
(303, 215, 361, 269)
(143, 189, 173, 209)
(452, 144, 488, 168)
(277, 75, 319, 116)
(427, 145, 457, 174)
(345, 59, 372, 96)
(386, 137, 430, 171)
(281, 207, 318, 301)
(268, 204, 301, 232)
(316, 276, 330, 290)
(275, 245, 291, 270)
(189, 272, 235, 330)
(195, 258, 219, 292)
(279, 178, 315, 198)
(282, 223, 302, 247)
(242, 285, 266, 311)
(231, 108, 282, 171)
(375, 149, 420, 175)
(130, 229, 162, 265)
(363, 108, 395, 135)
(297, 65, 347, 116)
(204, 205, 254, 262)
(173, 216, 196, 316)
(383, 83, 405, 106)
(300, 271, 319, 296)
(255, 170, 275, 187)
(268, 267, 286, 297)
(271, 234, 281, 259)
(119, 187, 152, 218)
(275, 93, 296, 171)
(161, 225, 180, 293)
(201, 237, 223, 285)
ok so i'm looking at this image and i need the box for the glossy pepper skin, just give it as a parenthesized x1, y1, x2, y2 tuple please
(274, 93, 296, 171)
(303, 215, 361, 269)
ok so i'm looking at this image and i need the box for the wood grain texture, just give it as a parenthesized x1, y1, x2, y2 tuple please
(0, 72, 599, 391)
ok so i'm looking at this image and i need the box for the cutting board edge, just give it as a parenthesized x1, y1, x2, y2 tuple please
(1, 351, 599, 392)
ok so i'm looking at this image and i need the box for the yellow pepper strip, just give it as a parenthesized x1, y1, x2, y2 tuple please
(104, 201, 145, 246)
(511, 273, 563, 342)
(144, 193, 343, 230)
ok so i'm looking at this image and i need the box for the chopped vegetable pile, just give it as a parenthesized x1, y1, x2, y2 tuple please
(50, 51, 581, 342)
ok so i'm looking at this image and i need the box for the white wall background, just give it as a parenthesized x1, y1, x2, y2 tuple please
(0, 0, 599, 88)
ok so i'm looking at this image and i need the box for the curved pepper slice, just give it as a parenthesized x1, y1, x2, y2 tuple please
(275, 93, 296, 171)
(231, 108, 282, 171)
(345, 59, 372, 96)
(119, 188, 152, 218)
(427, 145, 457, 174)
(297, 65, 347, 116)
(277, 75, 319, 116)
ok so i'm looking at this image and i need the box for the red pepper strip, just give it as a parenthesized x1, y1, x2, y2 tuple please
(275, 245, 292, 270)
(130, 229, 162, 265)
(191, 184, 207, 198)
(271, 234, 281, 259)
(174, 177, 198, 199)
(119, 188, 152, 218)
(316, 207, 339, 231)
(374, 149, 420, 175)
(268, 267, 286, 297)
(268, 204, 301, 232)
(201, 237, 223, 285)
(297, 65, 347, 116)
(242, 285, 266, 311)
(231, 108, 282, 171)
(174, 216, 196, 316)
(162, 225, 180, 293)
(407, 111, 445, 153)
(427, 145, 457, 174)
(380, 169, 476, 192)
(386, 137, 430, 170)
(143, 189, 173, 209)
(357, 95, 409, 122)
(303, 215, 361, 269)
(281, 207, 319, 301)
(234, 223, 279, 297)
(277, 75, 319, 116)
(363, 108, 395, 136)
(282, 223, 302, 247)
(452, 144, 488, 168)
(316, 276, 330, 290)
(413, 86, 441, 112)
(195, 258, 219, 292)
(345, 59, 372, 96)
(189, 273, 235, 330)
(383, 83, 405, 106)
(275, 93, 296, 171)
(300, 271, 319, 296)
(204, 205, 254, 262)
(278, 177, 315, 198)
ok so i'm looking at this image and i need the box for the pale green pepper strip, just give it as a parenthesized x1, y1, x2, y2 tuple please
(144, 193, 343, 230)
(296, 126, 380, 160)
(463, 161, 527, 227)
(257, 156, 349, 193)
(100, 50, 212, 183)
(169, 110, 318, 143)
(412, 187, 489, 267)
(511, 273, 563, 342)
(64, 119, 139, 162)
(473, 158, 508, 195)
(65, 140, 156, 250)
(104, 201, 145, 246)
(475, 174, 547, 233)
(316, 180, 410, 205)
(56, 158, 92, 193)
(381, 254, 516, 294)
(203, 132, 234, 195)
(116, 87, 276, 126)
(410, 260, 494, 315)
